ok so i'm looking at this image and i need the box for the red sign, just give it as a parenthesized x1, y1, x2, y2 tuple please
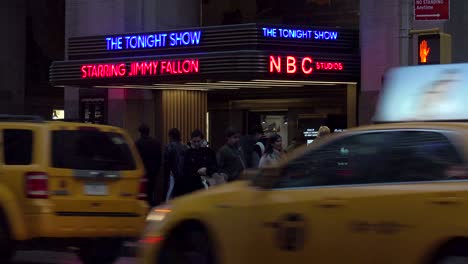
(269, 56, 344, 75)
(81, 59, 199, 79)
(415, 0, 449, 21)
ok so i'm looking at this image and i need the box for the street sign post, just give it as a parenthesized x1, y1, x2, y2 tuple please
(414, 0, 449, 21)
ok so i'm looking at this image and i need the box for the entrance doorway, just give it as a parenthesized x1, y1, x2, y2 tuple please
(248, 111, 289, 149)
(298, 114, 347, 145)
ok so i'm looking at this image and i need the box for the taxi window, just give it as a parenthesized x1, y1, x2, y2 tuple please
(275, 130, 464, 189)
(51, 130, 136, 171)
(385, 131, 463, 182)
(3, 129, 33, 165)
(275, 132, 391, 188)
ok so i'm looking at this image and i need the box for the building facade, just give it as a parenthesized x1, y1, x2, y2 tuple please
(59, 0, 362, 150)
(359, 0, 468, 124)
(0, 0, 64, 117)
(52, 23, 359, 150)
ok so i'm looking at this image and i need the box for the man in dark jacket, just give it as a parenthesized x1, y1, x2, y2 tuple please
(240, 125, 266, 168)
(135, 124, 161, 206)
(217, 128, 246, 181)
(163, 128, 187, 201)
(174, 129, 217, 197)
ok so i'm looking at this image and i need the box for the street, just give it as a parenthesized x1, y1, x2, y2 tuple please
(12, 251, 135, 264)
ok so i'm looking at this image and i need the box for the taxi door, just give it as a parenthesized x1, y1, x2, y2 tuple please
(248, 132, 390, 264)
(358, 130, 468, 264)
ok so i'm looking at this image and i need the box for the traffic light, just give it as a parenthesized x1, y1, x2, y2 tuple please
(418, 33, 451, 65)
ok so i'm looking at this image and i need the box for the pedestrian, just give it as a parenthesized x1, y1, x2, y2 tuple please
(217, 128, 247, 182)
(163, 128, 187, 201)
(135, 124, 161, 207)
(259, 134, 285, 168)
(285, 137, 298, 153)
(253, 125, 268, 159)
(314, 125, 331, 144)
(240, 126, 262, 169)
(174, 129, 217, 197)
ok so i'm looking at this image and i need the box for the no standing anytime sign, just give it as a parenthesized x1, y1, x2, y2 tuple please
(415, 0, 449, 21)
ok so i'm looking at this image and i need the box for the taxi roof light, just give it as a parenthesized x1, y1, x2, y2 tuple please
(374, 63, 468, 123)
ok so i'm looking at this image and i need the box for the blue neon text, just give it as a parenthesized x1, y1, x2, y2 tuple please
(262, 27, 338, 41)
(106, 31, 202, 50)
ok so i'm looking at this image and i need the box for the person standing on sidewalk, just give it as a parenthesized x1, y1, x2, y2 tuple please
(253, 125, 268, 159)
(175, 129, 218, 196)
(217, 128, 247, 182)
(135, 124, 161, 207)
(313, 125, 331, 144)
(163, 128, 187, 201)
(259, 134, 285, 168)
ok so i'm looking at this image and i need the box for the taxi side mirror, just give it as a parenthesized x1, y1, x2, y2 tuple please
(251, 167, 282, 189)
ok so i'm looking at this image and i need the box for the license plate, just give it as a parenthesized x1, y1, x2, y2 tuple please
(84, 182, 108, 196)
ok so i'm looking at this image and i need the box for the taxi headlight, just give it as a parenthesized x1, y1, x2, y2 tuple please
(146, 204, 172, 222)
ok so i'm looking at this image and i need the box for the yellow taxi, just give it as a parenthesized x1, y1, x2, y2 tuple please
(139, 63, 468, 264)
(0, 116, 148, 264)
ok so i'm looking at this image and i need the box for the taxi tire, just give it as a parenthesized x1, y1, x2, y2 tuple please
(0, 212, 13, 263)
(433, 242, 468, 264)
(78, 238, 122, 264)
(159, 227, 216, 264)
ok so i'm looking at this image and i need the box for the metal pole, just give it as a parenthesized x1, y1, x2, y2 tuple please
(399, 0, 412, 66)
(200, 0, 203, 26)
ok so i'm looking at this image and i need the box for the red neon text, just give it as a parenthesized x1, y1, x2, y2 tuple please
(286, 56, 297, 73)
(301, 57, 313, 74)
(316, 61, 344, 71)
(129, 59, 199, 76)
(269, 56, 281, 73)
(81, 63, 126, 78)
(269, 55, 344, 75)
(81, 59, 199, 79)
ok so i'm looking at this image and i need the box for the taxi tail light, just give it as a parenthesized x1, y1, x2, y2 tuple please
(138, 177, 148, 200)
(140, 236, 164, 245)
(25, 172, 49, 199)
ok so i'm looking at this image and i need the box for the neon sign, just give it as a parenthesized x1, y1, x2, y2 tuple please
(262, 27, 338, 40)
(269, 56, 344, 75)
(81, 59, 199, 79)
(105, 31, 202, 50)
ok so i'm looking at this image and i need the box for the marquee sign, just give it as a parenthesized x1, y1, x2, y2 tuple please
(51, 24, 359, 86)
(262, 27, 338, 41)
(81, 59, 199, 79)
(66, 24, 358, 60)
(269, 55, 344, 75)
(105, 31, 202, 50)
(50, 50, 359, 86)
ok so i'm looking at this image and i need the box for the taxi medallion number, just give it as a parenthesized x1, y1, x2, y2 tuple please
(84, 182, 108, 196)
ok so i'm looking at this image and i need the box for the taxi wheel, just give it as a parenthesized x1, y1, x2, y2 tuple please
(78, 238, 121, 264)
(0, 213, 13, 262)
(433, 242, 468, 264)
(159, 228, 216, 264)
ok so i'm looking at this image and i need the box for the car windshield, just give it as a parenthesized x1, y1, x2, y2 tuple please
(51, 130, 136, 171)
